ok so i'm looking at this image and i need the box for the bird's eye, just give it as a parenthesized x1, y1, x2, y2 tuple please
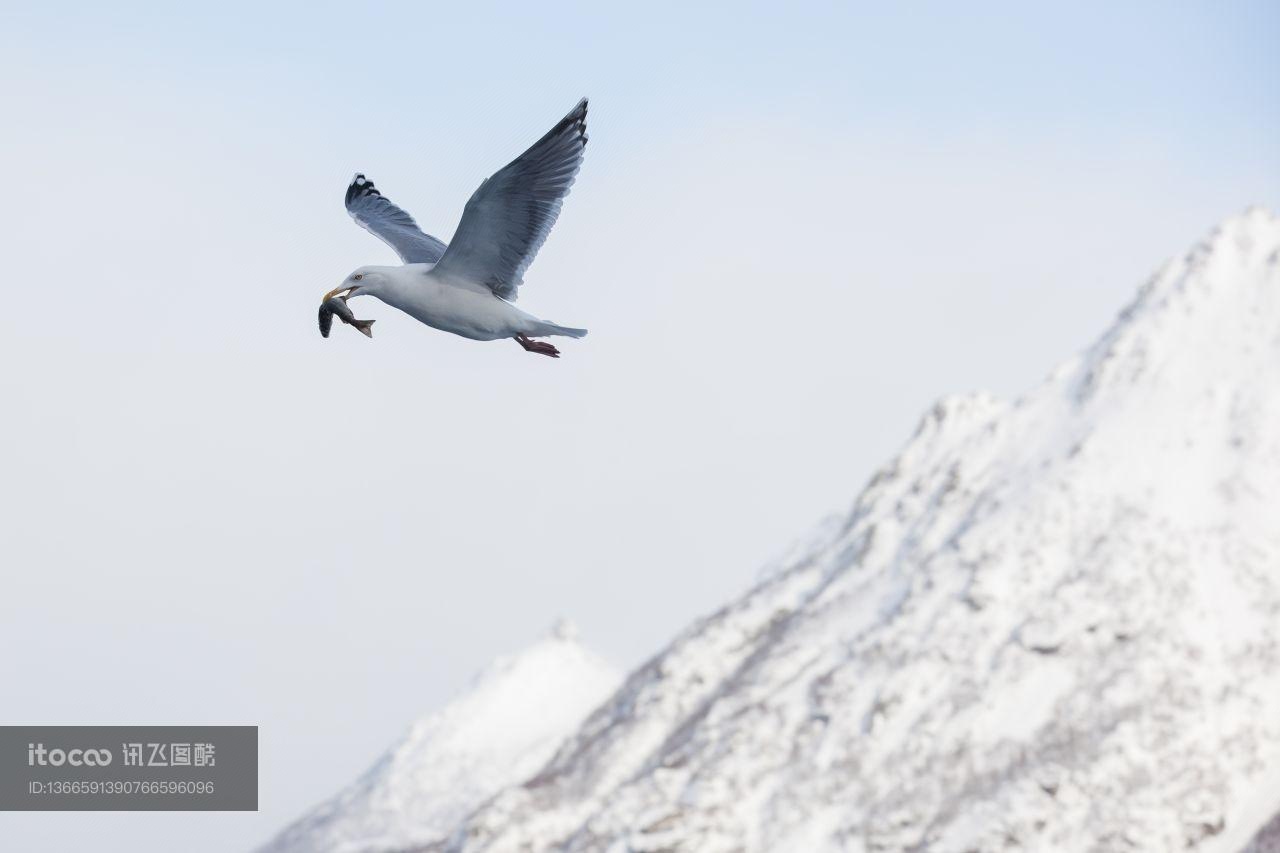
(353, 273, 363, 281)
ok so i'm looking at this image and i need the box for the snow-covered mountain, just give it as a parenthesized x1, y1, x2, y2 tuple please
(260, 621, 620, 853)
(264, 209, 1280, 853)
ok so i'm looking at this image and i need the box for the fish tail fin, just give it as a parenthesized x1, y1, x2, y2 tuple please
(353, 319, 375, 338)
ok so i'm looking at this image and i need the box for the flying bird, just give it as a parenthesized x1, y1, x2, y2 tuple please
(322, 98, 591, 358)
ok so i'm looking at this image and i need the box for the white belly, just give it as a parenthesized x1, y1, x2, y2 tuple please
(377, 269, 535, 341)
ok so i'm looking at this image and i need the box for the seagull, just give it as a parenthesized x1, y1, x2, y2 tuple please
(322, 98, 590, 358)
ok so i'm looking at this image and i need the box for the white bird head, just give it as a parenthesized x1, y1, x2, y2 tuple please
(322, 266, 386, 304)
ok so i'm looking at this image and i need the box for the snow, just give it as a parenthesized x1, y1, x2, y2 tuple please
(258, 623, 620, 853)
(262, 208, 1280, 852)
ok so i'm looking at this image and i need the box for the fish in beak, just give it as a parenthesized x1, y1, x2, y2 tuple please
(318, 294, 375, 338)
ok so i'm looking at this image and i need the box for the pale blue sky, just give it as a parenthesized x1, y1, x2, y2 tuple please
(0, 3, 1276, 851)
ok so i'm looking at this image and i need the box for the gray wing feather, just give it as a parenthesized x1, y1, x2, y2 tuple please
(432, 98, 588, 301)
(345, 174, 448, 264)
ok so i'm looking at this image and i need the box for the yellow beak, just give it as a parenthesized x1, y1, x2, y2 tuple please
(322, 286, 352, 304)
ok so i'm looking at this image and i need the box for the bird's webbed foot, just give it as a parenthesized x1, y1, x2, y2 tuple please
(515, 334, 561, 358)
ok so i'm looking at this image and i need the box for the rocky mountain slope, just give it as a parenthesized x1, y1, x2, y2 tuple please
(265, 209, 1280, 853)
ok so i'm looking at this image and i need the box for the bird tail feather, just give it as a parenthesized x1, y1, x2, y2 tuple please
(537, 322, 588, 339)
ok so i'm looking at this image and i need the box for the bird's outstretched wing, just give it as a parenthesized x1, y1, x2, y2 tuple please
(345, 174, 448, 264)
(431, 98, 588, 301)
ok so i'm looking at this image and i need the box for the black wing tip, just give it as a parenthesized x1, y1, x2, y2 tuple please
(345, 172, 382, 206)
(566, 97, 589, 147)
